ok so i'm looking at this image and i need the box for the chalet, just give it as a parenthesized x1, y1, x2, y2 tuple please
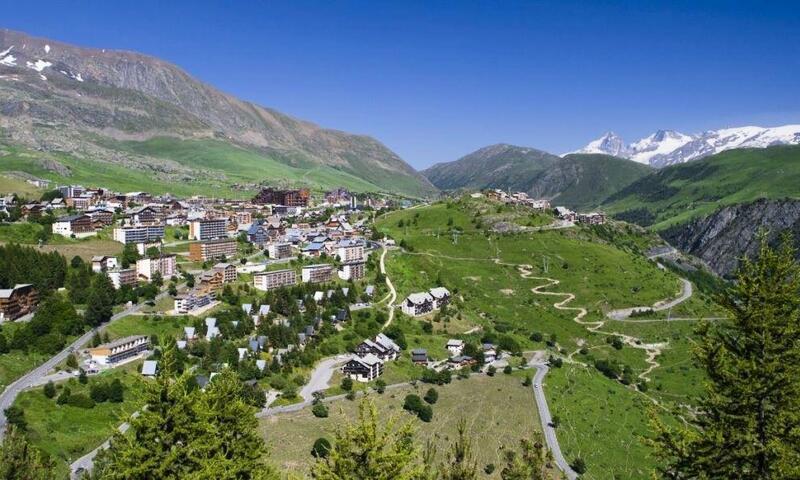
(401, 292, 434, 317)
(0, 284, 38, 321)
(205, 317, 220, 340)
(174, 289, 215, 314)
(411, 348, 429, 364)
(554, 206, 577, 222)
(447, 355, 476, 370)
(342, 354, 383, 382)
(88, 335, 149, 366)
(429, 287, 451, 309)
(87, 208, 114, 227)
(446, 339, 465, 357)
(577, 212, 607, 225)
(482, 343, 498, 364)
(355, 333, 400, 361)
(184, 326, 197, 340)
(91, 256, 118, 273)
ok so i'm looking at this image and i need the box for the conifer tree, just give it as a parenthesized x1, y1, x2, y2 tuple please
(650, 235, 800, 479)
(0, 425, 52, 480)
(312, 399, 422, 480)
(440, 418, 478, 480)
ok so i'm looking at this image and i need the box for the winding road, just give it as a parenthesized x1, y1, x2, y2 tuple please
(379, 245, 398, 329)
(0, 288, 175, 438)
(531, 363, 579, 480)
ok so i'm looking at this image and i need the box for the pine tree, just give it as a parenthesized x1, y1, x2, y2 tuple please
(93, 369, 277, 479)
(43, 381, 56, 399)
(312, 399, 423, 480)
(85, 274, 115, 326)
(499, 435, 550, 480)
(0, 425, 52, 479)
(440, 419, 478, 480)
(650, 235, 800, 479)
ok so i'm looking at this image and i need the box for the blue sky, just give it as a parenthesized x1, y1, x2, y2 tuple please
(3, 0, 799, 168)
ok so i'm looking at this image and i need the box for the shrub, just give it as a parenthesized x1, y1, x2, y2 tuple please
(345, 390, 357, 401)
(417, 404, 433, 422)
(522, 375, 532, 387)
(90, 382, 109, 403)
(56, 387, 71, 405)
(66, 393, 95, 409)
(551, 415, 561, 428)
(486, 366, 497, 377)
(572, 457, 587, 474)
(503, 365, 513, 375)
(311, 437, 332, 458)
(108, 379, 125, 403)
(43, 381, 56, 399)
(312, 403, 329, 418)
(341, 377, 354, 391)
(423, 388, 438, 405)
(529, 332, 543, 342)
(403, 394, 424, 413)
(484, 464, 495, 474)
(374, 379, 386, 394)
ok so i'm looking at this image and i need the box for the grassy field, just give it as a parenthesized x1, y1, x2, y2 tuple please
(544, 364, 660, 480)
(603, 145, 800, 229)
(102, 315, 193, 342)
(14, 363, 149, 478)
(0, 174, 45, 197)
(0, 137, 432, 199)
(0, 350, 53, 393)
(372, 199, 715, 478)
(261, 373, 545, 477)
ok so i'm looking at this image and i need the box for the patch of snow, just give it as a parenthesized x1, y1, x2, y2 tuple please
(26, 60, 52, 72)
(44, 44, 50, 54)
(0, 54, 16, 67)
(72, 72, 83, 82)
(40, 74, 47, 81)
(0, 46, 13, 57)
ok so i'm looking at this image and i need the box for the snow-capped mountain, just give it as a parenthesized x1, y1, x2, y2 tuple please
(568, 125, 800, 168)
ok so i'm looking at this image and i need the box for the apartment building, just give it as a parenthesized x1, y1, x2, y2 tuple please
(335, 239, 364, 263)
(136, 255, 177, 281)
(107, 268, 138, 290)
(212, 263, 238, 284)
(0, 284, 39, 321)
(267, 242, 292, 259)
(88, 335, 149, 366)
(253, 269, 297, 291)
(301, 264, 335, 284)
(188, 238, 238, 261)
(189, 218, 227, 241)
(113, 225, 165, 244)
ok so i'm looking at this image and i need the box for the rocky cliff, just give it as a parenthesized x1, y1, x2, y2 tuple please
(662, 198, 800, 277)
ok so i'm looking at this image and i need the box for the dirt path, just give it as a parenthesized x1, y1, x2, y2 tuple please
(379, 246, 398, 329)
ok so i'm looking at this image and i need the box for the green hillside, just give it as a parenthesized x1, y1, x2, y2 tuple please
(551, 153, 653, 209)
(0, 138, 428, 198)
(603, 145, 800, 229)
(422, 145, 651, 210)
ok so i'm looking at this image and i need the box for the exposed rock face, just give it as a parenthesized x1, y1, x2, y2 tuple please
(0, 29, 436, 196)
(662, 198, 800, 277)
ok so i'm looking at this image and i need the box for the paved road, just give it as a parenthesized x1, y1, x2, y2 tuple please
(70, 412, 139, 478)
(606, 276, 693, 321)
(0, 288, 174, 437)
(298, 355, 350, 402)
(531, 363, 579, 480)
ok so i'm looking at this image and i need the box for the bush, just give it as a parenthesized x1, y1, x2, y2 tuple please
(551, 415, 561, 428)
(423, 388, 438, 405)
(522, 375, 532, 387)
(486, 366, 497, 377)
(56, 387, 71, 405)
(403, 394, 424, 413)
(484, 464, 496, 474)
(341, 377, 354, 391)
(90, 382, 109, 403)
(571, 457, 587, 474)
(43, 381, 56, 399)
(530, 331, 543, 342)
(67, 393, 95, 409)
(374, 379, 386, 394)
(345, 390, 357, 401)
(417, 404, 433, 422)
(312, 403, 329, 418)
(311, 437, 332, 458)
(503, 365, 513, 375)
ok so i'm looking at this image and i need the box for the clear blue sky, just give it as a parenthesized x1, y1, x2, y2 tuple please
(3, 0, 799, 168)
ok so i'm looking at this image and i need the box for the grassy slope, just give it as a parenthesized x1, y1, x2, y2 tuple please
(555, 154, 653, 210)
(0, 138, 431, 198)
(261, 373, 544, 477)
(374, 199, 713, 478)
(0, 174, 45, 197)
(15, 363, 149, 478)
(602, 145, 800, 229)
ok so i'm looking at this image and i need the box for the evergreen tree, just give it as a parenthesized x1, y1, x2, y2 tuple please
(0, 425, 52, 480)
(85, 274, 115, 326)
(312, 399, 423, 480)
(650, 235, 800, 479)
(500, 436, 550, 480)
(120, 243, 140, 269)
(93, 369, 277, 479)
(440, 419, 478, 480)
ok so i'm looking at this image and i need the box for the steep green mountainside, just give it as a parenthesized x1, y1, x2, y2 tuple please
(0, 29, 436, 198)
(543, 153, 652, 209)
(422, 145, 651, 209)
(603, 145, 800, 229)
(422, 144, 560, 191)
(373, 198, 725, 478)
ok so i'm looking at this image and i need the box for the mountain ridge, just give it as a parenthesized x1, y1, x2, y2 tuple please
(569, 124, 800, 167)
(0, 28, 437, 197)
